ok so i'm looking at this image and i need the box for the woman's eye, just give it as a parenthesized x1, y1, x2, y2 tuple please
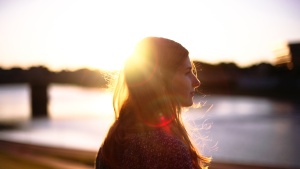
(185, 70, 192, 75)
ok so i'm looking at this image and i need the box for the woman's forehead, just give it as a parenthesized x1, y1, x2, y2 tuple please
(178, 57, 192, 69)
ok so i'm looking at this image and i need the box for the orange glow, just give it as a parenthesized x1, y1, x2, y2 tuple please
(142, 114, 174, 128)
(0, 1, 299, 70)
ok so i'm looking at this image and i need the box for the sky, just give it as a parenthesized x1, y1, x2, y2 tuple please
(0, 0, 300, 71)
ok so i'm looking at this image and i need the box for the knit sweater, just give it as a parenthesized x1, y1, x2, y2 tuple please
(95, 129, 193, 169)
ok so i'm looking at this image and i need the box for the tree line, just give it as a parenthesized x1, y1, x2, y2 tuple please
(0, 61, 299, 99)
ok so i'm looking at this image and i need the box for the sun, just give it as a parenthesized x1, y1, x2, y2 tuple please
(91, 41, 135, 71)
(47, 36, 139, 72)
(43, 2, 145, 72)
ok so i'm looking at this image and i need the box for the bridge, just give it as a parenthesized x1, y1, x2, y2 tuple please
(0, 66, 107, 119)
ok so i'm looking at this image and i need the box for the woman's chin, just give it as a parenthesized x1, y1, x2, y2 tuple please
(180, 100, 193, 107)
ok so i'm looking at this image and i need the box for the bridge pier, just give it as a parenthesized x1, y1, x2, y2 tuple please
(27, 66, 50, 119)
(30, 83, 49, 118)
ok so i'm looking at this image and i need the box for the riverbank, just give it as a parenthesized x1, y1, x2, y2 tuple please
(0, 140, 93, 169)
(0, 140, 293, 169)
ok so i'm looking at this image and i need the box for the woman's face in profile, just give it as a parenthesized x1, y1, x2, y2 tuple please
(171, 57, 200, 107)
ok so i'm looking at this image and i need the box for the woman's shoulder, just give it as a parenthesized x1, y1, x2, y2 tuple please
(127, 129, 187, 149)
(122, 129, 193, 169)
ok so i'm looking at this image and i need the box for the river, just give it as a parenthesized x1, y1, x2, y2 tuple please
(0, 84, 299, 168)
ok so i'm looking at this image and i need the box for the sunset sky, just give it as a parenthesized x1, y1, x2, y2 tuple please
(0, 0, 300, 71)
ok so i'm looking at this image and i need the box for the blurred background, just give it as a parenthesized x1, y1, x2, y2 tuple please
(0, 0, 299, 169)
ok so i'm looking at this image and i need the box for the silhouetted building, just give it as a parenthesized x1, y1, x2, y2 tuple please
(274, 42, 300, 70)
(289, 43, 300, 68)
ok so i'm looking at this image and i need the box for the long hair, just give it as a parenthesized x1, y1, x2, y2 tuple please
(100, 37, 211, 169)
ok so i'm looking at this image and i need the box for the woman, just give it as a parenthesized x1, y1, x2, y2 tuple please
(95, 37, 211, 169)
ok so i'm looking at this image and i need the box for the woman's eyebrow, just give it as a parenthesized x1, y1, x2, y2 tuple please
(182, 67, 192, 72)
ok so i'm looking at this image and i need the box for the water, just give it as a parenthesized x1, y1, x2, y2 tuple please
(0, 84, 299, 168)
(0, 84, 113, 121)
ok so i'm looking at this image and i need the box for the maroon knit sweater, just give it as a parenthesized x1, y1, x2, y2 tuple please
(95, 129, 193, 169)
